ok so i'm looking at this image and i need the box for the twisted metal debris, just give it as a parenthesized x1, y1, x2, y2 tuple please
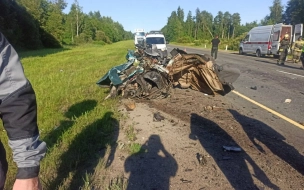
(96, 44, 240, 100)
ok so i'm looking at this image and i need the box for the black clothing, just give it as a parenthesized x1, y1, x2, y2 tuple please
(211, 38, 220, 59)
(211, 47, 218, 59)
(211, 38, 220, 47)
(0, 32, 46, 188)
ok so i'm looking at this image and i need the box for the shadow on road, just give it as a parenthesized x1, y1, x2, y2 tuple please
(124, 135, 178, 190)
(229, 109, 304, 176)
(189, 113, 279, 190)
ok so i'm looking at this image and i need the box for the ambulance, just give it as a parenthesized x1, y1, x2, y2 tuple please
(239, 23, 303, 57)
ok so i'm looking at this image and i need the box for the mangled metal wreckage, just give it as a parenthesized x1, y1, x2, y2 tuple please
(96, 45, 240, 100)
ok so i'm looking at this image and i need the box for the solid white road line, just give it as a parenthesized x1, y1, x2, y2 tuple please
(276, 70, 304, 78)
(232, 90, 304, 130)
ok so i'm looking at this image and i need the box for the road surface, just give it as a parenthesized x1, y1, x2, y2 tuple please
(168, 44, 304, 150)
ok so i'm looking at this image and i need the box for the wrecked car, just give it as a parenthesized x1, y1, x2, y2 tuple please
(96, 44, 240, 100)
(167, 48, 240, 96)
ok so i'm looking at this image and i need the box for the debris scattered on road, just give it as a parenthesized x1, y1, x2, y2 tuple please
(153, 112, 165, 122)
(204, 105, 223, 111)
(180, 178, 192, 183)
(212, 106, 223, 111)
(124, 101, 136, 111)
(223, 146, 242, 152)
(196, 153, 207, 166)
(284, 99, 292, 103)
(204, 105, 213, 111)
(250, 86, 257, 90)
(184, 168, 193, 172)
(118, 142, 125, 150)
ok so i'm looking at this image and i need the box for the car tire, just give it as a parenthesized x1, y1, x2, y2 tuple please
(256, 50, 261, 57)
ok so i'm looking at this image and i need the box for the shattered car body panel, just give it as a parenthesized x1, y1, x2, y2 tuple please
(166, 50, 240, 95)
(96, 46, 240, 100)
(96, 50, 139, 87)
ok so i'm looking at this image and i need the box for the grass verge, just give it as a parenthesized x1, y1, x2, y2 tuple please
(0, 40, 134, 189)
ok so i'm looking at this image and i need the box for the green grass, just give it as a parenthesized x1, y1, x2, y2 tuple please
(125, 125, 137, 142)
(0, 40, 135, 189)
(127, 143, 144, 155)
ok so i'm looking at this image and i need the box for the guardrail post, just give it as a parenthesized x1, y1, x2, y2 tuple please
(225, 45, 228, 51)
(205, 44, 206, 48)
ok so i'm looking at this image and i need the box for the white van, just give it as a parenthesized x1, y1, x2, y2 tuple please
(134, 29, 145, 45)
(145, 31, 167, 51)
(239, 23, 303, 57)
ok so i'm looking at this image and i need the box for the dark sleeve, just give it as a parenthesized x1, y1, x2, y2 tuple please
(0, 32, 46, 179)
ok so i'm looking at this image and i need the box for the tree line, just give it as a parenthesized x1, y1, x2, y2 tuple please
(1, 0, 303, 50)
(161, 0, 304, 50)
(0, 0, 133, 49)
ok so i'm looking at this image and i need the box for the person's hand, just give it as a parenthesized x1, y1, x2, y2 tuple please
(13, 177, 42, 190)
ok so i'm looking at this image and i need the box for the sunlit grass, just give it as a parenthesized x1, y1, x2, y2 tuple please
(0, 40, 134, 189)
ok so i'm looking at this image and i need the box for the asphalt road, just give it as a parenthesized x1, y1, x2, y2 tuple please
(167, 44, 304, 149)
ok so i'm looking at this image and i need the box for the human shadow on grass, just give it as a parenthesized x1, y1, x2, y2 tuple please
(229, 109, 304, 176)
(48, 111, 119, 190)
(124, 135, 178, 190)
(189, 113, 279, 190)
(43, 99, 97, 151)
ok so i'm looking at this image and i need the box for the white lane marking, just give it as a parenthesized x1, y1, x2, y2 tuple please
(276, 70, 304, 78)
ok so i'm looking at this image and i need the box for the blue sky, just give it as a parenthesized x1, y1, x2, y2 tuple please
(63, 0, 289, 32)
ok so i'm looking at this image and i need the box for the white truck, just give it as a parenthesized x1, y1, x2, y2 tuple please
(134, 29, 145, 45)
(144, 30, 167, 51)
(239, 23, 303, 57)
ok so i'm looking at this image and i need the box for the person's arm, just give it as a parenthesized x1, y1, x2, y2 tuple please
(0, 32, 46, 189)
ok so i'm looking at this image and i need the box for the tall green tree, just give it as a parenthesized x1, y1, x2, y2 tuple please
(42, 1, 66, 47)
(231, 13, 241, 38)
(177, 6, 184, 22)
(194, 8, 201, 40)
(1, 0, 43, 49)
(283, 0, 304, 25)
(213, 11, 224, 37)
(184, 11, 194, 38)
(162, 11, 183, 41)
(200, 11, 213, 39)
(269, 0, 283, 23)
(262, 0, 283, 25)
(223, 11, 231, 39)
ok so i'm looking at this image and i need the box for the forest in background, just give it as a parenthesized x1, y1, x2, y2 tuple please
(161, 0, 304, 50)
(0, 0, 303, 50)
(0, 0, 133, 49)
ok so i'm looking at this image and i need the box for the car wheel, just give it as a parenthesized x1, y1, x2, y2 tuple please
(239, 48, 244, 55)
(256, 50, 261, 57)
